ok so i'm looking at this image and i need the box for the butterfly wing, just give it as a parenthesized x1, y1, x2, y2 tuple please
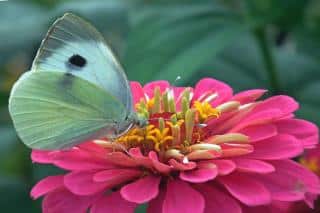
(9, 71, 128, 150)
(32, 13, 133, 112)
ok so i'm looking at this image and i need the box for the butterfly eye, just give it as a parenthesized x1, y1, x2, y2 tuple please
(68, 54, 87, 68)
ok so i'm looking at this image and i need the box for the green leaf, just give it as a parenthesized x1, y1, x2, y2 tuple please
(0, 0, 133, 65)
(193, 34, 320, 125)
(0, 2, 49, 63)
(276, 50, 320, 125)
(0, 125, 19, 154)
(124, 3, 245, 84)
(187, 34, 268, 90)
(0, 176, 39, 212)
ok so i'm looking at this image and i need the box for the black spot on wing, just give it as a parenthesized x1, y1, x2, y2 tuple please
(68, 54, 87, 68)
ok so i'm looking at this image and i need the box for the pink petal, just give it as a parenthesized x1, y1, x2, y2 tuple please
(120, 176, 161, 203)
(148, 151, 171, 174)
(31, 175, 64, 199)
(180, 162, 218, 183)
(254, 176, 304, 202)
(252, 160, 320, 203)
(212, 103, 256, 134)
(91, 191, 137, 213)
(129, 148, 153, 169)
(276, 119, 319, 148)
(147, 188, 166, 213)
(43, 188, 99, 213)
(193, 78, 233, 106)
(231, 96, 299, 132)
(78, 142, 111, 155)
(238, 124, 277, 142)
(218, 172, 271, 206)
(143, 81, 170, 99)
(232, 89, 267, 104)
(231, 109, 283, 132)
(52, 149, 114, 171)
(220, 143, 254, 158)
(303, 135, 319, 149)
(246, 134, 303, 160)
(130, 81, 146, 105)
(64, 171, 107, 196)
(233, 159, 275, 174)
(195, 184, 242, 213)
(250, 95, 299, 117)
(163, 179, 205, 213)
(240, 202, 288, 213)
(270, 160, 320, 195)
(93, 169, 142, 188)
(168, 159, 196, 171)
(211, 159, 236, 175)
(104, 152, 139, 167)
(276, 119, 318, 138)
(31, 150, 56, 163)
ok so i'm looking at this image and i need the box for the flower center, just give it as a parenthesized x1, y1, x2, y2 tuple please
(115, 87, 222, 155)
(95, 86, 252, 162)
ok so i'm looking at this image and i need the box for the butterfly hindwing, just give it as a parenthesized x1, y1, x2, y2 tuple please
(9, 71, 128, 150)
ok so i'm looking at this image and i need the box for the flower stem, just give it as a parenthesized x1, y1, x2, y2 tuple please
(243, 0, 281, 94)
(254, 28, 281, 94)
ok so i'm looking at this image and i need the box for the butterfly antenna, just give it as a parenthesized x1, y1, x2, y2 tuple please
(169, 75, 181, 91)
(174, 76, 181, 84)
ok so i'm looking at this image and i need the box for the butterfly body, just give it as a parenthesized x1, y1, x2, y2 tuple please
(9, 13, 146, 150)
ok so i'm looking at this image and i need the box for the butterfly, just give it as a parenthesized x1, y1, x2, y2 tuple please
(8, 13, 147, 150)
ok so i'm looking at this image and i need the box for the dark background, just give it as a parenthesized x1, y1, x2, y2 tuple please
(0, 0, 320, 212)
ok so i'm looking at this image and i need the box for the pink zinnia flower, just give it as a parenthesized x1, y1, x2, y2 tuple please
(31, 78, 320, 213)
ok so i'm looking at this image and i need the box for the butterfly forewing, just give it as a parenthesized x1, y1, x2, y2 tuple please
(32, 13, 133, 112)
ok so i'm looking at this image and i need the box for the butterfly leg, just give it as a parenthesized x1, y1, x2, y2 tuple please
(109, 136, 130, 156)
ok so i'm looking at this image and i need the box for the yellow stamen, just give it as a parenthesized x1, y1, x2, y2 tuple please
(193, 101, 220, 122)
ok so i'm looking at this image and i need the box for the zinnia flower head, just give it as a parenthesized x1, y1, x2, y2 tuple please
(31, 78, 320, 213)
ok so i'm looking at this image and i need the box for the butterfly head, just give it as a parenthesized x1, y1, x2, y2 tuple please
(129, 113, 148, 129)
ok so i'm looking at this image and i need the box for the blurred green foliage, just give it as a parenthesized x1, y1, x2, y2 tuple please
(0, 0, 320, 212)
